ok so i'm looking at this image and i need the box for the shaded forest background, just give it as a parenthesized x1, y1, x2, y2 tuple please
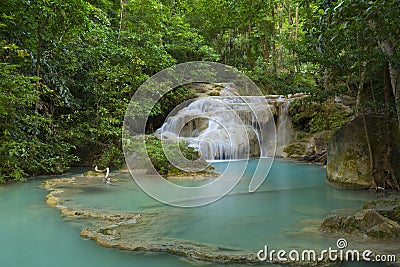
(0, 0, 399, 182)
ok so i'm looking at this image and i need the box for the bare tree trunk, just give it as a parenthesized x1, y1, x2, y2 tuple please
(383, 62, 400, 191)
(293, 4, 299, 72)
(361, 107, 375, 188)
(323, 68, 330, 91)
(260, 20, 269, 64)
(117, 0, 124, 42)
(356, 61, 367, 111)
(271, 4, 277, 76)
(248, 24, 253, 69)
(358, 60, 374, 186)
(384, 62, 394, 120)
(346, 74, 352, 94)
(264, 22, 269, 65)
(355, 33, 367, 115)
(380, 40, 400, 128)
(277, 4, 283, 73)
(34, 25, 42, 139)
(294, 4, 299, 41)
(288, 3, 292, 41)
(369, 70, 377, 114)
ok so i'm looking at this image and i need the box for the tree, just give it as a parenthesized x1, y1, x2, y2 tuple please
(304, 0, 400, 190)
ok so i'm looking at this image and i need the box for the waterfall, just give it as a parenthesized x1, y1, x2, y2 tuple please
(155, 97, 274, 160)
(155, 92, 304, 160)
(276, 101, 294, 146)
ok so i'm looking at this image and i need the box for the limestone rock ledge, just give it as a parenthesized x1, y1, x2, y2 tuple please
(42, 176, 339, 266)
(80, 226, 338, 266)
(321, 209, 400, 239)
(80, 227, 258, 264)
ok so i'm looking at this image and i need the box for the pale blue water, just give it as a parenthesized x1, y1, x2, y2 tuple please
(0, 159, 382, 266)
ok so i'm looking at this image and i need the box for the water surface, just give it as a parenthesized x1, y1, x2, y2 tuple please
(0, 159, 381, 266)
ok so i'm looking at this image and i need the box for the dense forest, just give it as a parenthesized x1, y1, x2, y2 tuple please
(0, 0, 399, 182)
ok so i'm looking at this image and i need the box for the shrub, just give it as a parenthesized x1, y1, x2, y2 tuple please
(283, 143, 306, 157)
(124, 135, 201, 176)
(289, 100, 350, 133)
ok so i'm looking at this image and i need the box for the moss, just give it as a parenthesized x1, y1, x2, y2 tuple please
(283, 143, 306, 157)
(288, 100, 350, 133)
(82, 171, 105, 177)
(208, 91, 220, 96)
(167, 165, 216, 179)
(294, 131, 310, 141)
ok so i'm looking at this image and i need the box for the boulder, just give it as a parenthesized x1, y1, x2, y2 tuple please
(326, 115, 400, 189)
(321, 209, 400, 239)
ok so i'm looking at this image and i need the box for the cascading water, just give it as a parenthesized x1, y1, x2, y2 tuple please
(276, 101, 294, 146)
(155, 97, 274, 160)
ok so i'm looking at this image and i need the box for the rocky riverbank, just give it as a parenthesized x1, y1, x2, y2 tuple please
(321, 195, 400, 239)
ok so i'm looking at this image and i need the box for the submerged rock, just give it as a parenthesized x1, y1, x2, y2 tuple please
(45, 189, 63, 206)
(80, 227, 258, 264)
(43, 175, 342, 266)
(82, 170, 105, 177)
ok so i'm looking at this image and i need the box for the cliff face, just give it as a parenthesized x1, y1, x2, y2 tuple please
(326, 115, 400, 190)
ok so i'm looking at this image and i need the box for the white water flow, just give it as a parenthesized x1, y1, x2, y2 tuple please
(155, 97, 274, 160)
(276, 101, 294, 146)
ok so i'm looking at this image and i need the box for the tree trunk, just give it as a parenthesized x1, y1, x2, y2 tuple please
(367, 42, 377, 113)
(346, 74, 352, 94)
(271, 4, 277, 75)
(294, 5, 299, 41)
(358, 60, 374, 186)
(34, 25, 42, 139)
(117, 0, 124, 41)
(383, 62, 400, 191)
(383, 62, 393, 119)
(380, 39, 400, 129)
(361, 107, 375, 188)
(288, 4, 292, 40)
(248, 24, 253, 69)
(355, 33, 364, 115)
(277, 5, 283, 73)
(263, 21, 269, 64)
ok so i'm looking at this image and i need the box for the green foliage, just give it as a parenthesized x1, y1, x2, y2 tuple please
(0, 0, 398, 182)
(289, 100, 350, 133)
(309, 105, 349, 133)
(283, 143, 306, 157)
(148, 86, 197, 132)
(0, 0, 213, 181)
(0, 41, 78, 181)
(126, 135, 200, 176)
(98, 145, 125, 169)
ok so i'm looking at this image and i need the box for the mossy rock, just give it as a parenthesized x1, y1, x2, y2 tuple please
(326, 115, 400, 189)
(82, 171, 105, 177)
(293, 131, 310, 141)
(283, 143, 306, 157)
(321, 208, 400, 239)
(208, 91, 220, 96)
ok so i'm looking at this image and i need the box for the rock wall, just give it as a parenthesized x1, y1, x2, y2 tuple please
(326, 114, 400, 189)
